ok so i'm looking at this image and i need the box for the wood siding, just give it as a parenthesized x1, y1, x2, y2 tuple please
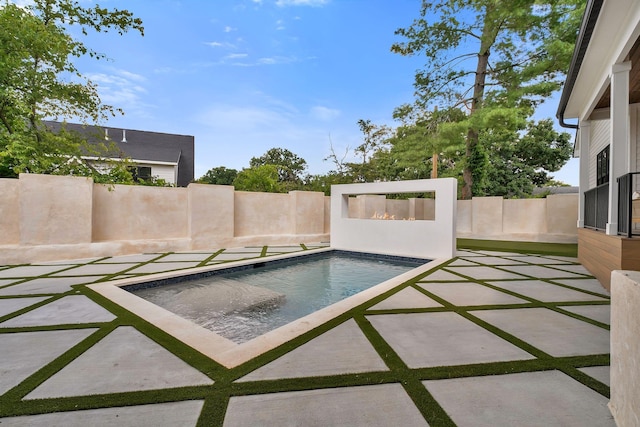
(589, 118, 610, 189)
(578, 227, 640, 290)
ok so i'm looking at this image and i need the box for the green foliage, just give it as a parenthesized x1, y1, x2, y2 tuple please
(479, 119, 572, 198)
(233, 165, 283, 193)
(197, 166, 238, 185)
(250, 148, 307, 190)
(0, 0, 143, 181)
(391, 0, 583, 198)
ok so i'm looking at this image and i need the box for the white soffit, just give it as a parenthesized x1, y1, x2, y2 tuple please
(564, 0, 640, 120)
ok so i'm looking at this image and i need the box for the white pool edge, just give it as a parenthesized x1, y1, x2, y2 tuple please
(87, 249, 449, 368)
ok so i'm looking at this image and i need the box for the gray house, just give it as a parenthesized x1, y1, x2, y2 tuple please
(45, 121, 195, 187)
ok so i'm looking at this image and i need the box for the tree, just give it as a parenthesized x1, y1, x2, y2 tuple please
(479, 119, 572, 198)
(392, 0, 583, 198)
(249, 148, 307, 190)
(0, 0, 143, 177)
(197, 166, 238, 185)
(233, 165, 282, 193)
(346, 119, 393, 182)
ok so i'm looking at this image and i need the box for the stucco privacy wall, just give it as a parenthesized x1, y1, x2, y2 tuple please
(93, 184, 189, 241)
(0, 174, 579, 264)
(331, 178, 458, 259)
(456, 194, 579, 242)
(0, 179, 19, 245)
(610, 270, 640, 427)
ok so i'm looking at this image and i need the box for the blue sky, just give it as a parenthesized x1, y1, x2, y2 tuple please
(69, 0, 578, 184)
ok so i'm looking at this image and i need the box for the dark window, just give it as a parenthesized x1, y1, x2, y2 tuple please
(596, 145, 609, 186)
(129, 166, 152, 182)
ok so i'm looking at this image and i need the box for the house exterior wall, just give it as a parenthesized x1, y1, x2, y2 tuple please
(147, 164, 176, 185)
(588, 117, 610, 189)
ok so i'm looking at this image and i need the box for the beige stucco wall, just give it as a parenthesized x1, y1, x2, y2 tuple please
(92, 184, 188, 241)
(20, 174, 93, 245)
(234, 191, 292, 236)
(610, 270, 640, 427)
(0, 179, 20, 245)
(189, 184, 234, 249)
(503, 198, 547, 235)
(290, 191, 325, 234)
(546, 194, 579, 235)
(0, 174, 578, 264)
(472, 196, 504, 235)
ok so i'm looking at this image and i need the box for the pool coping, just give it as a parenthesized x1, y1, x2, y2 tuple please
(87, 248, 449, 368)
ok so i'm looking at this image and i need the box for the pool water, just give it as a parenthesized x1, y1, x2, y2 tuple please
(131, 252, 426, 343)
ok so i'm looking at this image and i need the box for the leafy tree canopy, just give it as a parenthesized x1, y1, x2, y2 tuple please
(391, 0, 583, 198)
(0, 0, 143, 179)
(249, 148, 308, 187)
(196, 166, 238, 185)
(233, 165, 282, 193)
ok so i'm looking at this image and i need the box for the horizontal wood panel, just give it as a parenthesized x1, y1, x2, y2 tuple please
(578, 228, 640, 289)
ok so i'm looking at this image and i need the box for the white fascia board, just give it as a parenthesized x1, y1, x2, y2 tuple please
(564, 0, 640, 120)
(82, 156, 178, 166)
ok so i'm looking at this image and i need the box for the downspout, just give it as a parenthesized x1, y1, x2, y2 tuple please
(556, 0, 604, 130)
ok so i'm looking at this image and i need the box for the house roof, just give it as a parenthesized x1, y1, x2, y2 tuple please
(45, 121, 191, 164)
(44, 121, 196, 187)
(556, 0, 640, 125)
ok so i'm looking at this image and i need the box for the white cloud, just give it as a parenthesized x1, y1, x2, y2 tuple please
(276, 19, 285, 30)
(275, 0, 329, 7)
(257, 56, 296, 65)
(310, 106, 340, 121)
(87, 69, 153, 118)
(204, 41, 237, 49)
(224, 26, 236, 33)
(225, 53, 249, 60)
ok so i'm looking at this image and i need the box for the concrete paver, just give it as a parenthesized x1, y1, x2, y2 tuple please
(472, 307, 610, 357)
(499, 264, 590, 279)
(0, 265, 74, 279)
(0, 329, 97, 395)
(223, 383, 429, 427)
(0, 295, 116, 327)
(579, 366, 611, 386)
(0, 400, 205, 427)
(560, 304, 610, 325)
(0, 277, 98, 295)
(126, 261, 202, 274)
(237, 319, 388, 382)
(0, 297, 48, 317)
(25, 326, 213, 399)
(367, 312, 534, 368)
(418, 282, 527, 306)
(0, 246, 613, 426)
(424, 370, 615, 426)
(368, 287, 442, 310)
(488, 280, 608, 302)
(553, 278, 610, 296)
(55, 263, 139, 276)
(444, 266, 527, 280)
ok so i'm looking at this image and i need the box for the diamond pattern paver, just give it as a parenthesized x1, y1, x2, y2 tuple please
(223, 384, 429, 427)
(0, 297, 48, 317)
(367, 312, 534, 368)
(54, 263, 139, 276)
(0, 265, 73, 278)
(424, 370, 615, 426)
(420, 269, 468, 281)
(25, 326, 213, 399)
(553, 278, 610, 296)
(0, 329, 97, 395)
(472, 307, 610, 357)
(560, 304, 611, 325)
(0, 295, 115, 327)
(499, 264, 589, 279)
(444, 266, 527, 280)
(418, 282, 527, 306)
(578, 366, 610, 386)
(368, 287, 442, 310)
(487, 280, 607, 302)
(0, 276, 97, 295)
(237, 319, 388, 382)
(0, 400, 205, 427)
(126, 261, 202, 274)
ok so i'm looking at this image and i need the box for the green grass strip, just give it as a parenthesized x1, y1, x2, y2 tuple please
(457, 238, 578, 257)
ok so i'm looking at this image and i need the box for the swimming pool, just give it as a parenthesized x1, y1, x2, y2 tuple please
(127, 251, 426, 343)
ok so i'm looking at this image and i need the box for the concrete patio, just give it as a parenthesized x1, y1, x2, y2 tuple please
(0, 245, 614, 426)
